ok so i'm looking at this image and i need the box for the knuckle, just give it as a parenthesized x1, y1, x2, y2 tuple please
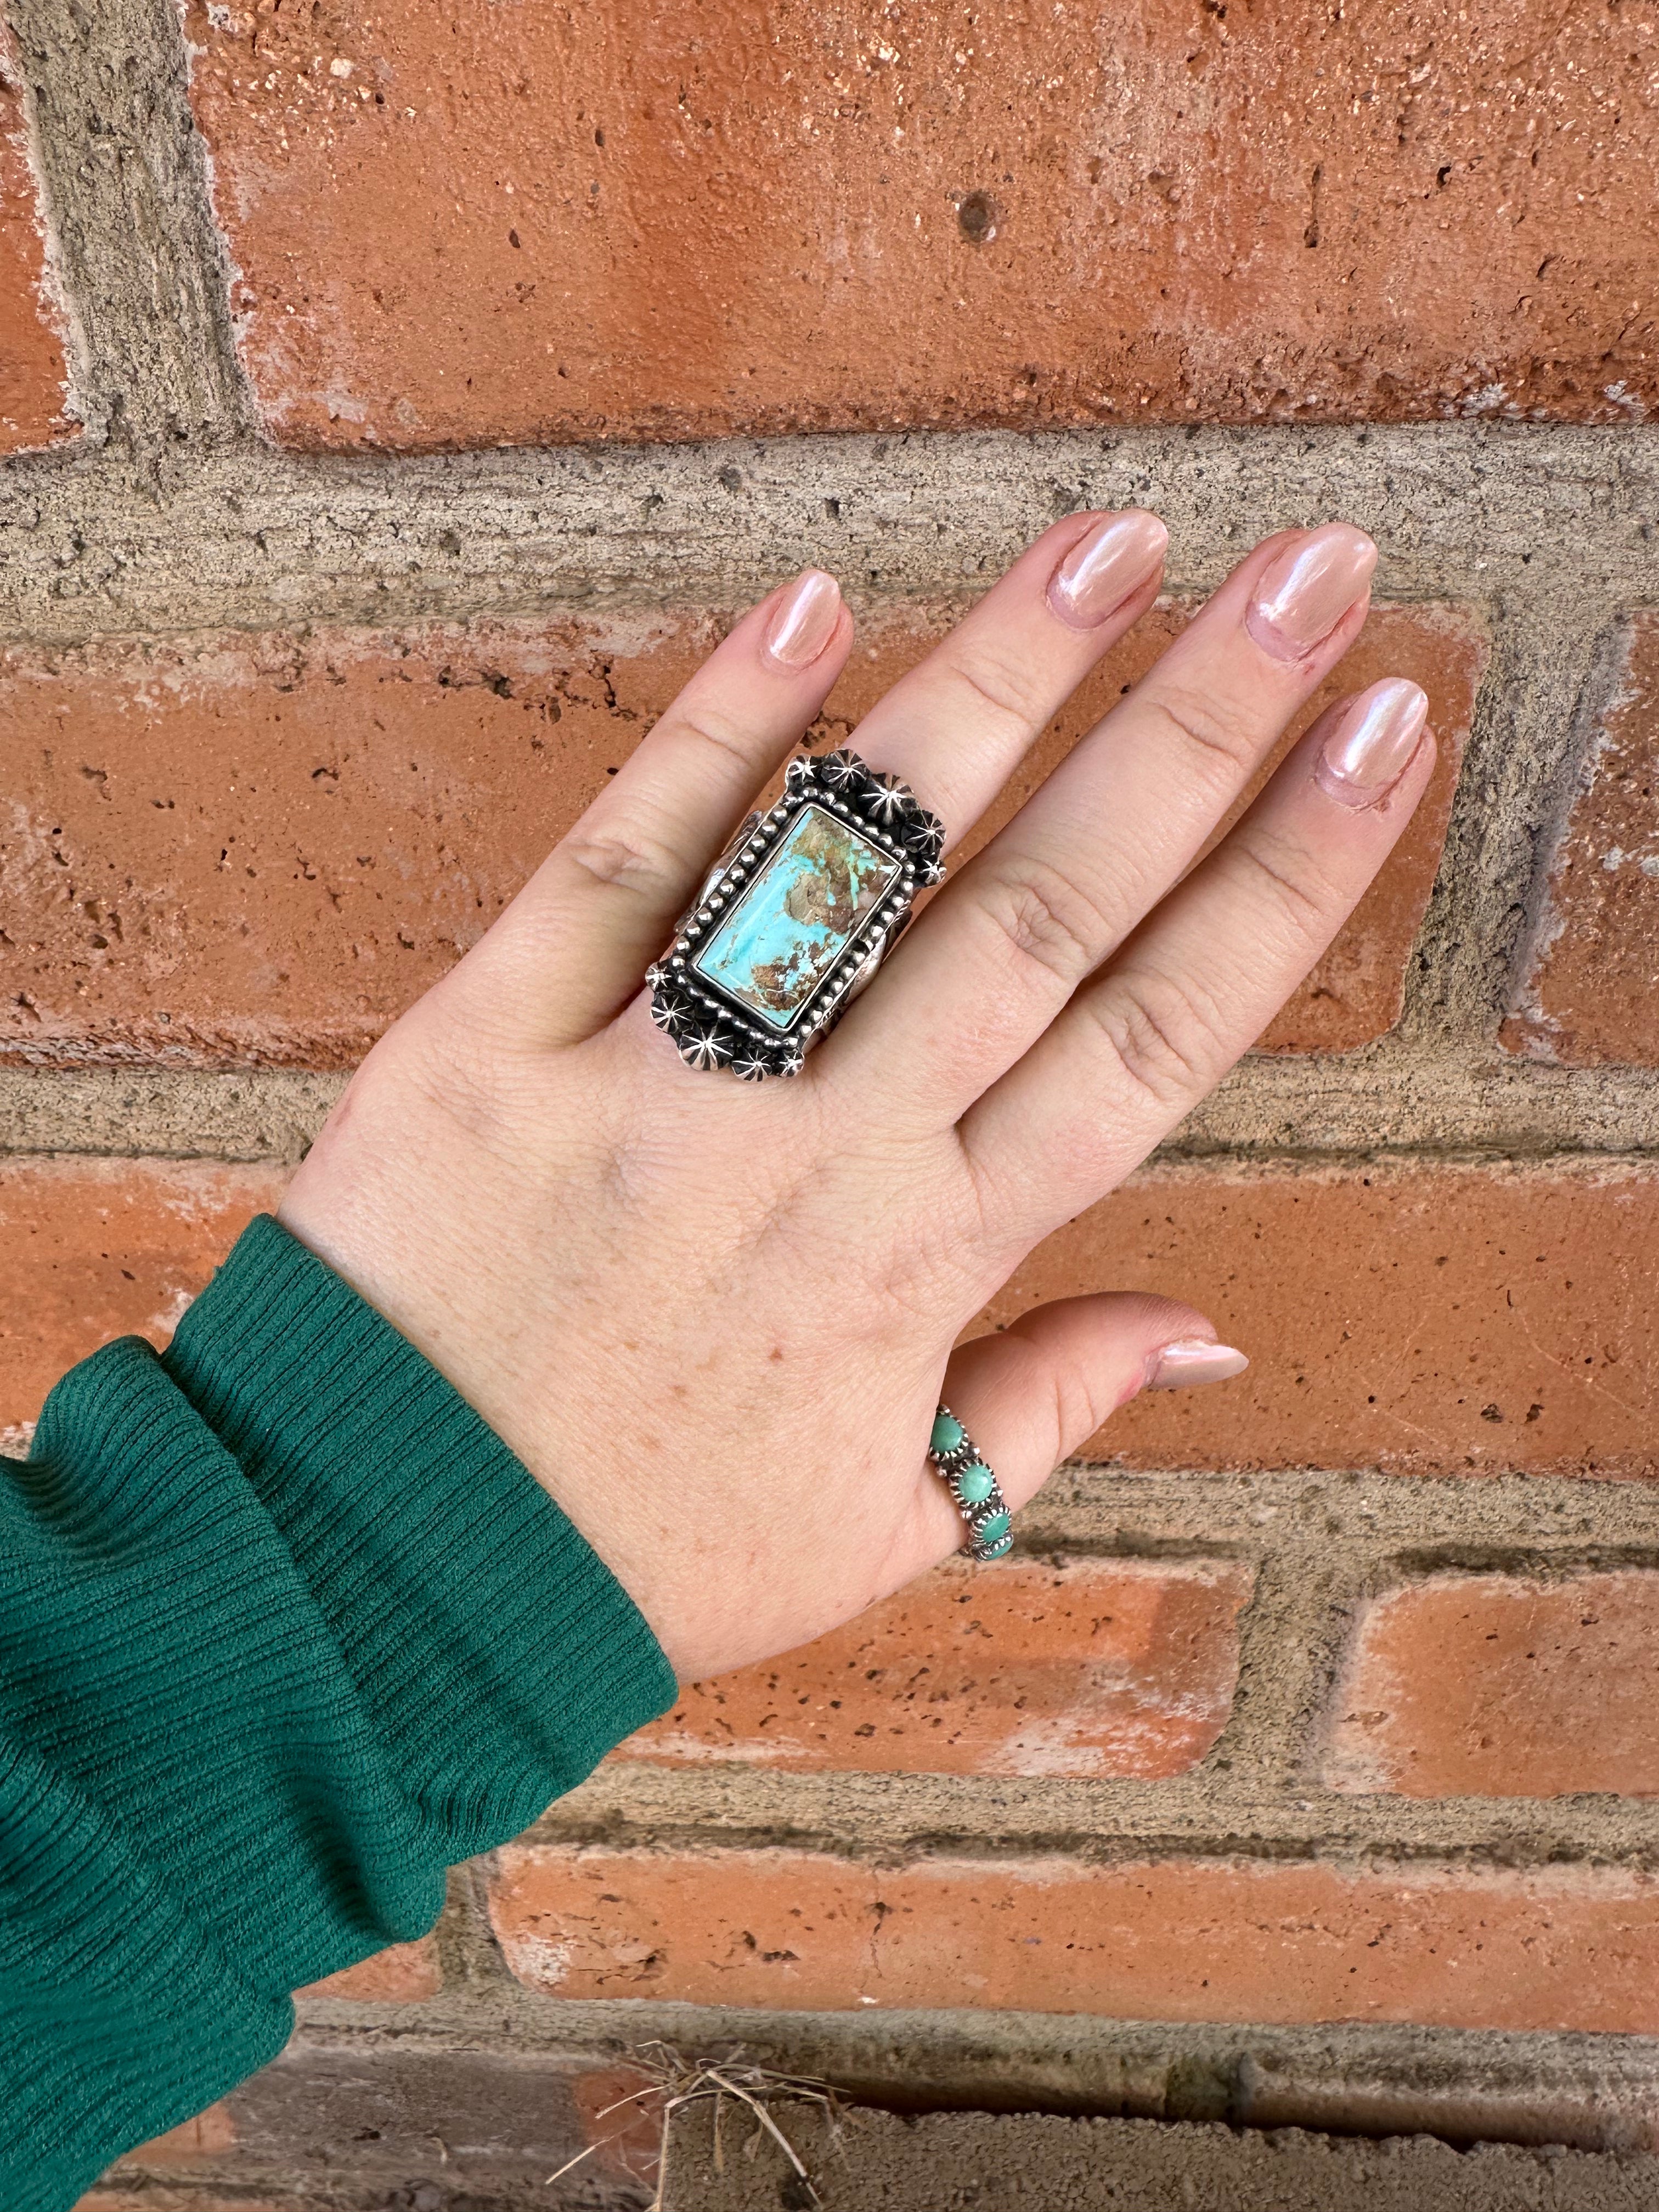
(976, 857, 1117, 992)
(1086, 967, 1225, 1108)
(996, 1323, 1110, 1465)
(669, 703, 761, 775)
(1139, 681, 1261, 787)
(1046, 1348, 1113, 1460)
(947, 641, 1051, 733)
(1230, 832, 1341, 939)
(559, 817, 685, 899)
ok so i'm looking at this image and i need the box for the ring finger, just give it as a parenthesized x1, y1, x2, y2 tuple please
(830, 523, 1379, 1122)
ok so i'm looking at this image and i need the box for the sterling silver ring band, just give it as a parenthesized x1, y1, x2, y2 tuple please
(646, 748, 946, 1079)
(928, 1405, 1014, 1563)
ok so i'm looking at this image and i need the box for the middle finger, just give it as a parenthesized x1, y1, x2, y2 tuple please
(827, 523, 1378, 1123)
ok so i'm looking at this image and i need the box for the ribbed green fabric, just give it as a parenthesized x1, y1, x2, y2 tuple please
(0, 1215, 676, 2209)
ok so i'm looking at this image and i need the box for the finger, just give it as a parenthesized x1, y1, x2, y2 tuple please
(843, 510, 1169, 840)
(830, 523, 1378, 1124)
(963, 680, 1436, 1243)
(459, 571, 853, 1045)
(893, 1294, 1248, 1579)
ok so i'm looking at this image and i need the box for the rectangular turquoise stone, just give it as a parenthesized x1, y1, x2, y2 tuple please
(692, 803, 900, 1031)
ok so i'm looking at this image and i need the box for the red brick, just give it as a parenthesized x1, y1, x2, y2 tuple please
(571, 2066, 664, 2189)
(297, 1936, 442, 2000)
(616, 1556, 1249, 1780)
(991, 1161, 1659, 1479)
(1504, 614, 1659, 1068)
(112, 2105, 236, 2168)
(489, 1843, 1659, 2033)
(1328, 1571, 1659, 1799)
(0, 44, 75, 453)
(182, 2, 1657, 448)
(0, 1158, 289, 1430)
(0, 602, 1476, 1068)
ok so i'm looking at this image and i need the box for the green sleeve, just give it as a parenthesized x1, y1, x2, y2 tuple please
(0, 1214, 676, 2210)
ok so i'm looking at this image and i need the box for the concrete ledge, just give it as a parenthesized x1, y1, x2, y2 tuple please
(663, 2104, 1659, 2211)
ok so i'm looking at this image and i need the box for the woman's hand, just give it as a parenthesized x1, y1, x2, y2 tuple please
(277, 514, 1434, 1683)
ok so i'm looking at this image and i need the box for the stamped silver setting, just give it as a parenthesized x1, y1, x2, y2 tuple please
(928, 1403, 1015, 1564)
(646, 749, 946, 1079)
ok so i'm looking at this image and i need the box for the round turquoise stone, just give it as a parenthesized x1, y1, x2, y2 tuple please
(930, 1410, 966, 1457)
(953, 1463, 996, 1505)
(973, 1509, 1011, 1545)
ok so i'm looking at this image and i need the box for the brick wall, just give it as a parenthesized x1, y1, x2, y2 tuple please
(4, 0, 1659, 2203)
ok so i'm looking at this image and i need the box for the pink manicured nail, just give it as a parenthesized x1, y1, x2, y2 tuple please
(1046, 510, 1169, 630)
(1245, 524, 1378, 662)
(763, 569, 842, 669)
(1316, 678, 1430, 809)
(1144, 1338, 1251, 1389)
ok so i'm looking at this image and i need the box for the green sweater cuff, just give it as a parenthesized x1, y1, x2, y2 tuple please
(165, 1214, 677, 1836)
(1, 1213, 674, 2209)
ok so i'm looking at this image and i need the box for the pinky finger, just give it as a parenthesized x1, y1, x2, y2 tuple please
(962, 680, 1438, 1247)
(894, 1292, 1248, 1580)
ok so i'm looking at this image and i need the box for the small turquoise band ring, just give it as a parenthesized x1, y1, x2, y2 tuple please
(928, 1405, 1014, 1562)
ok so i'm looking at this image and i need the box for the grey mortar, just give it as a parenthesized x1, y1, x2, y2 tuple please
(95, 2031, 1659, 2198)
(490, 1464, 1659, 1869)
(10, 0, 1659, 2166)
(661, 2104, 1659, 2211)
(2, 0, 1659, 1134)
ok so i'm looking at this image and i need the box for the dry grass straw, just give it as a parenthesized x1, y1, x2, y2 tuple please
(546, 2040, 847, 2209)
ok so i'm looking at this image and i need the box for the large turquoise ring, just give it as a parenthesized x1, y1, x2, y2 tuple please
(928, 1404, 1014, 1563)
(645, 748, 946, 1079)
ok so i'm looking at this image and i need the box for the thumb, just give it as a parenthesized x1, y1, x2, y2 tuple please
(907, 1293, 1249, 1571)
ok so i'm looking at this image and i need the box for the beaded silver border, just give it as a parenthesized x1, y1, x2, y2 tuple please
(928, 1403, 1014, 1563)
(645, 748, 946, 1079)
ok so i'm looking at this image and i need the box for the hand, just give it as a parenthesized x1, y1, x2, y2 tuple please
(278, 514, 1434, 1683)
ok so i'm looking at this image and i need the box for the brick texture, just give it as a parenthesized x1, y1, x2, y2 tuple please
(9, 1160, 1652, 1480)
(0, 48, 74, 453)
(296, 1937, 442, 2001)
(1327, 1570, 1659, 1799)
(0, 602, 1479, 1068)
(489, 1844, 1659, 2033)
(1504, 613, 1659, 1068)
(994, 1161, 1659, 1479)
(182, 2, 1658, 449)
(0, 1158, 289, 1430)
(114, 2105, 236, 2165)
(617, 1556, 1250, 1780)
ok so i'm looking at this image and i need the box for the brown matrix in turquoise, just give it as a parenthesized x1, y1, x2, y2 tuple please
(692, 805, 899, 1030)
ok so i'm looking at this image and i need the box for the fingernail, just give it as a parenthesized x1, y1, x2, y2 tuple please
(1047, 509, 1169, 630)
(763, 568, 843, 669)
(1245, 524, 1378, 662)
(1144, 1338, 1251, 1390)
(1315, 677, 1429, 809)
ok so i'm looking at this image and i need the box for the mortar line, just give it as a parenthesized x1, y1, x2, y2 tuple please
(1, 427, 1658, 650)
(270, 1998, 1659, 2163)
(5, 1058, 1659, 1163)
(1394, 596, 1611, 1050)
(1197, 1545, 1367, 1791)
(5, 0, 254, 448)
(1498, 611, 1636, 1045)
(287, 1991, 1659, 2086)
(518, 1784, 1659, 1868)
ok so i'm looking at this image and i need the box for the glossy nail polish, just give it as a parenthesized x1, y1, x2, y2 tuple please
(764, 569, 843, 669)
(1047, 510, 1169, 630)
(1245, 524, 1378, 662)
(1316, 678, 1429, 809)
(1144, 1338, 1250, 1389)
